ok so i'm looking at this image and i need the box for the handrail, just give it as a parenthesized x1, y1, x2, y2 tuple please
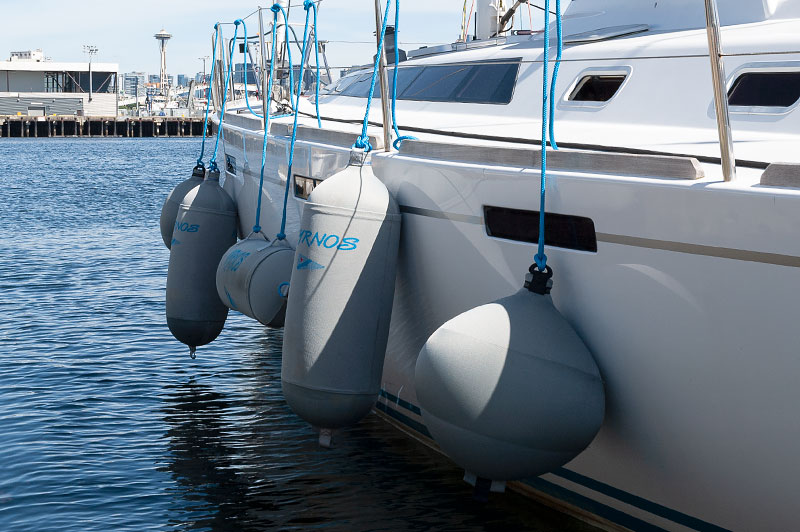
(704, 0, 736, 182)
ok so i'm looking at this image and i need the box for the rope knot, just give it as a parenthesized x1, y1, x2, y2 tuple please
(303, 0, 314, 9)
(214, 22, 219, 30)
(270, 4, 281, 13)
(234, 19, 242, 26)
(353, 136, 373, 153)
(534, 252, 548, 271)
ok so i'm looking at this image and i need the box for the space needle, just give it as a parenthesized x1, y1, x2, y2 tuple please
(154, 29, 172, 96)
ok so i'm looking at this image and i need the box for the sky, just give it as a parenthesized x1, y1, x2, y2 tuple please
(0, 1, 494, 77)
(0, 1, 556, 78)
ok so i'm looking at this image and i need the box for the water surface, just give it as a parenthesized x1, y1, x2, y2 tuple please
(0, 138, 597, 532)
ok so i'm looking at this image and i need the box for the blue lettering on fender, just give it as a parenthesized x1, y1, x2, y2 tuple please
(174, 221, 200, 233)
(297, 229, 359, 251)
(222, 250, 250, 272)
(339, 237, 359, 251)
(297, 254, 325, 270)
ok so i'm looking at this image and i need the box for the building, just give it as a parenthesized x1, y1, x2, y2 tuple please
(148, 74, 160, 85)
(122, 72, 146, 98)
(10, 49, 45, 62)
(0, 50, 118, 116)
(177, 74, 187, 87)
(195, 72, 206, 83)
(233, 62, 256, 85)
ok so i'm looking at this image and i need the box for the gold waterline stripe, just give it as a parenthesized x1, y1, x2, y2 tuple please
(596, 233, 800, 268)
(399, 205, 800, 268)
(399, 205, 484, 225)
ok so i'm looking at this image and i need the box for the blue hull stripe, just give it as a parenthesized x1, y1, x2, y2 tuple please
(552, 468, 732, 532)
(379, 389, 422, 415)
(377, 390, 732, 532)
(374, 400, 431, 438)
(526, 477, 668, 532)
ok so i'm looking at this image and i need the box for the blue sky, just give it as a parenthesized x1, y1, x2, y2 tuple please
(0, 0, 554, 77)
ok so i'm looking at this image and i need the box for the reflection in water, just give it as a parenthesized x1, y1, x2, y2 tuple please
(160, 337, 597, 532)
(161, 379, 266, 531)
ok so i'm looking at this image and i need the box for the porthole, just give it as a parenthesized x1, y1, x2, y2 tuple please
(728, 72, 800, 108)
(561, 67, 631, 109)
(569, 75, 627, 102)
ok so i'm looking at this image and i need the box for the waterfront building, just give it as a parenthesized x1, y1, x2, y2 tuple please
(10, 49, 45, 62)
(122, 72, 146, 98)
(0, 50, 118, 116)
(177, 74, 188, 87)
(233, 63, 256, 85)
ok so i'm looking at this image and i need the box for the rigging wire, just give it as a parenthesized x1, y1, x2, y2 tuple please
(352, 0, 392, 152)
(196, 24, 220, 168)
(209, 21, 239, 172)
(251, 7, 282, 236)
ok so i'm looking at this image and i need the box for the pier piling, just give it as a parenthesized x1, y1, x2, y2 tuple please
(0, 116, 208, 138)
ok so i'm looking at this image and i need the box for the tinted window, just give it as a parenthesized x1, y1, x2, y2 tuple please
(402, 64, 474, 101)
(728, 72, 800, 107)
(320, 73, 362, 94)
(341, 73, 378, 97)
(456, 62, 519, 103)
(484, 206, 597, 253)
(388, 67, 423, 98)
(335, 60, 520, 105)
(569, 75, 626, 102)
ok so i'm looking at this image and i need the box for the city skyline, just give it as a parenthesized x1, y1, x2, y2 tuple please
(0, 0, 503, 80)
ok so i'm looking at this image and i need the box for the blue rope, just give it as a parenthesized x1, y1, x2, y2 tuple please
(390, 0, 416, 150)
(196, 24, 220, 167)
(535, 0, 551, 271)
(547, 0, 562, 150)
(276, 1, 314, 241)
(209, 21, 239, 172)
(353, 0, 392, 152)
(239, 19, 264, 119)
(252, 7, 282, 235)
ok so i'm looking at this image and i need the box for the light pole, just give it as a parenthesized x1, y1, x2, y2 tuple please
(83, 45, 98, 102)
(199, 56, 209, 82)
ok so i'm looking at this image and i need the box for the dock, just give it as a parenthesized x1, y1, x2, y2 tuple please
(0, 116, 210, 138)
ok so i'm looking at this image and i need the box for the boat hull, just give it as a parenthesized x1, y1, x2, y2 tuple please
(219, 118, 800, 532)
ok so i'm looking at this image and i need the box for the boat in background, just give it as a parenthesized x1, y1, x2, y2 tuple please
(172, 0, 800, 530)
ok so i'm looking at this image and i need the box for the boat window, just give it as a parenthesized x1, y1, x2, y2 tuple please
(568, 75, 627, 102)
(401, 64, 475, 101)
(340, 72, 379, 97)
(456, 62, 520, 103)
(294, 174, 321, 200)
(484, 206, 597, 253)
(728, 72, 800, 107)
(333, 60, 520, 105)
(318, 71, 362, 95)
